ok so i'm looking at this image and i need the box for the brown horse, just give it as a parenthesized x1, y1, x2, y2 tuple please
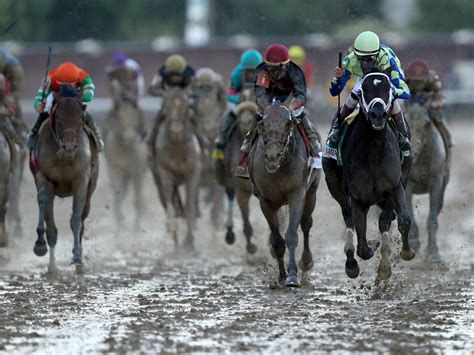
(0, 120, 13, 247)
(30, 85, 99, 274)
(149, 87, 202, 250)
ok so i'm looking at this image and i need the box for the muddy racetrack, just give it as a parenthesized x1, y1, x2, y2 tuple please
(0, 121, 472, 353)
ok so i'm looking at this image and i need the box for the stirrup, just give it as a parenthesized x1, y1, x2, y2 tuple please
(235, 166, 249, 179)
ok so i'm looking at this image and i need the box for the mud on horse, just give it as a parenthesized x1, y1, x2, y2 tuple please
(322, 71, 415, 280)
(30, 85, 99, 274)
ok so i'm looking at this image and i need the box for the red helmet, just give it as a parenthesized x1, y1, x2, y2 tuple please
(264, 44, 290, 66)
(406, 59, 430, 80)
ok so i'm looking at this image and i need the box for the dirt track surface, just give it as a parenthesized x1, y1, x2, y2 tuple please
(0, 122, 473, 353)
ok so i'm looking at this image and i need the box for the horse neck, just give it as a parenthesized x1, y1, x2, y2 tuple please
(354, 112, 392, 148)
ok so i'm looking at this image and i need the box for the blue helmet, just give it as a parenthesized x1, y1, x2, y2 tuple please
(240, 50, 263, 69)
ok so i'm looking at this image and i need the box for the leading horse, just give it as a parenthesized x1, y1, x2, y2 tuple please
(30, 85, 99, 274)
(323, 71, 415, 280)
(250, 101, 321, 287)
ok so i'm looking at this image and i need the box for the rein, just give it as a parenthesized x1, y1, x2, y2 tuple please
(50, 99, 84, 148)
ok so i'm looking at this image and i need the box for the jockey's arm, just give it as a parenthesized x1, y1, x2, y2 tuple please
(81, 76, 95, 102)
(289, 64, 307, 107)
(33, 77, 52, 112)
(428, 71, 445, 110)
(388, 58, 410, 100)
(148, 74, 165, 97)
(329, 67, 352, 97)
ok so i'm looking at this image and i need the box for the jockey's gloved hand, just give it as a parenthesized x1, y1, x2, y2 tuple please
(289, 98, 304, 119)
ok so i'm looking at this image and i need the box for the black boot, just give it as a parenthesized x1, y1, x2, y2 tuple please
(27, 112, 49, 150)
(84, 112, 104, 151)
(328, 105, 354, 146)
(391, 111, 410, 157)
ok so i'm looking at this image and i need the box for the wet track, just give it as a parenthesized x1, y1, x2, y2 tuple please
(0, 121, 472, 353)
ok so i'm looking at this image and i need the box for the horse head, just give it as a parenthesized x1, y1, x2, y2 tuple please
(52, 84, 85, 158)
(360, 71, 393, 131)
(259, 100, 293, 173)
(161, 87, 192, 141)
(405, 103, 430, 159)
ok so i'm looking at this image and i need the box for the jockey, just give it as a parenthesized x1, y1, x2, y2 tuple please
(106, 52, 145, 107)
(328, 31, 411, 156)
(236, 44, 321, 178)
(0, 48, 27, 137)
(147, 54, 208, 151)
(193, 67, 227, 118)
(213, 49, 262, 157)
(405, 59, 453, 166)
(28, 61, 104, 151)
(288, 45, 314, 90)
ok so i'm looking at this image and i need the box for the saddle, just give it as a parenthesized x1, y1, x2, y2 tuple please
(323, 108, 401, 166)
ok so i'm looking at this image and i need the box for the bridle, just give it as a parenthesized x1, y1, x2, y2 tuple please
(360, 72, 393, 116)
(50, 98, 84, 148)
(261, 105, 294, 164)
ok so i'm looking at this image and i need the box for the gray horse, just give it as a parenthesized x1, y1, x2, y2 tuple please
(405, 103, 449, 263)
(216, 95, 257, 254)
(30, 85, 99, 274)
(250, 101, 321, 287)
(104, 97, 147, 228)
(150, 87, 202, 250)
(7, 142, 26, 237)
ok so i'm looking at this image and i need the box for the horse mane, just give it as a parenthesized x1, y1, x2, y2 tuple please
(59, 84, 79, 98)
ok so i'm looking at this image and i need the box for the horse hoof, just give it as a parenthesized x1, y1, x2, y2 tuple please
(409, 236, 421, 252)
(345, 263, 360, 278)
(400, 248, 416, 261)
(357, 246, 374, 260)
(246, 243, 257, 254)
(377, 268, 392, 280)
(225, 229, 235, 245)
(47, 264, 59, 276)
(427, 253, 442, 264)
(285, 275, 300, 288)
(71, 257, 83, 266)
(243, 224, 253, 238)
(75, 264, 85, 275)
(33, 242, 48, 256)
(298, 259, 314, 272)
(367, 239, 380, 252)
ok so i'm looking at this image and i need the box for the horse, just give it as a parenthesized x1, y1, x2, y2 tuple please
(103, 95, 147, 228)
(150, 87, 202, 250)
(249, 100, 321, 287)
(0, 119, 13, 247)
(405, 103, 449, 263)
(30, 85, 99, 274)
(215, 83, 258, 254)
(322, 71, 415, 280)
(193, 80, 227, 227)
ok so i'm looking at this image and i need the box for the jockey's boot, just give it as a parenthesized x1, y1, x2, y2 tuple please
(235, 115, 259, 179)
(213, 110, 237, 161)
(84, 112, 104, 152)
(297, 112, 321, 156)
(391, 111, 411, 157)
(430, 108, 453, 169)
(27, 112, 49, 151)
(328, 105, 354, 146)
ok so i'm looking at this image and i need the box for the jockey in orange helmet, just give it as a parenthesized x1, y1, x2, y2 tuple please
(28, 61, 103, 151)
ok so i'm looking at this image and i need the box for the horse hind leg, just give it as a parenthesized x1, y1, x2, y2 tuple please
(224, 187, 236, 245)
(426, 181, 445, 263)
(299, 187, 317, 273)
(33, 176, 49, 257)
(0, 178, 9, 247)
(45, 195, 58, 275)
(406, 185, 421, 252)
(284, 190, 305, 287)
(377, 231, 392, 280)
(70, 179, 89, 270)
(392, 184, 415, 261)
(237, 188, 256, 254)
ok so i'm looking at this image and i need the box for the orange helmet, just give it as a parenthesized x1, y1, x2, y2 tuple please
(53, 62, 81, 83)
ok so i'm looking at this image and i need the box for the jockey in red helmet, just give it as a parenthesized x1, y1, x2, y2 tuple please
(236, 44, 321, 178)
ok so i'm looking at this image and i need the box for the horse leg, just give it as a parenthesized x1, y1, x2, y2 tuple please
(353, 199, 374, 260)
(224, 186, 236, 244)
(33, 173, 49, 256)
(284, 189, 305, 287)
(0, 180, 8, 247)
(392, 184, 415, 261)
(70, 178, 89, 267)
(377, 204, 395, 280)
(298, 186, 316, 272)
(426, 178, 445, 263)
(406, 184, 420, 252)
(236, 188, 256, 254)
(259, 198, 286, 284)
(184, 169, 201, 252)
(210, 184, 224, 228)
(111, 168, 126, 224)
(159, 171, 178, 248)
(7, 164, 23, 237)
(133, 173, 145, 229)
(45, 193, 58, 275)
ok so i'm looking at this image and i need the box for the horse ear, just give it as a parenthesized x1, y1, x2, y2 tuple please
(53, 91, 60, 102)
(82, 104, 87, 111)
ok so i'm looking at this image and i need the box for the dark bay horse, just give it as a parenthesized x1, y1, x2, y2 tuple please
(405, 103, 449, 263)
(323, 72, 415, 280)
(215, 83, 257, 254)
(250, 101, 321, 287)
(150, 87, 202, 250)
(30, 85, 99, 274)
